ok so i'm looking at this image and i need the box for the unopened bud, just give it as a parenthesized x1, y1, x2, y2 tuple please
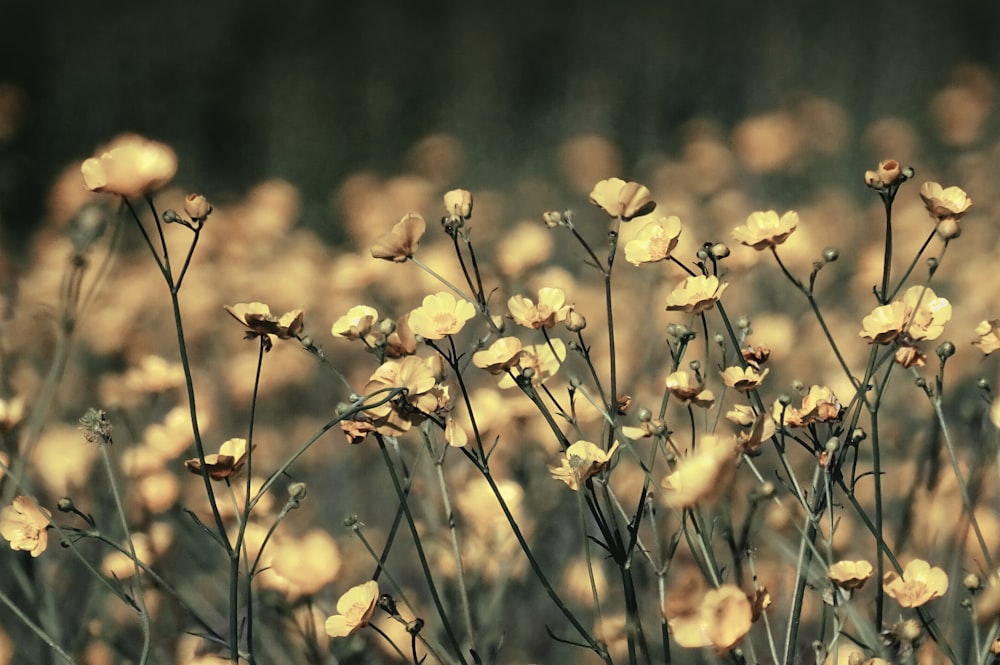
(183, 193, 212, 221)
(936, 218, 961, 240)
(443, 189, 473, 220)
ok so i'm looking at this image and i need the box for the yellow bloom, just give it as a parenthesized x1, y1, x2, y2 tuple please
(772, 385, 842, 428)
(184, 438, 251, 481)
(736, 412, 774, 455)
(225, 302, 304, 351)
(919, 181, 972, 221)
(720, 366, 769, 391)
(731, 210, 798, 250)
(0, 396, 26, 433)
(498, 339, 566, 389)
(667, 584, 752, 651)
(665, 275, 728, 315)
(364, 355, 447, 434)
(859, 286, 951, 344)
(725, 404, 757, 427)
(444, 417, 468, 447)
(443, 189, 473, 219)
(548, 440, 620, 491)
(331, 305, 380, 340)
(0, 496, 52, 558)
(81, 133, 177, 198)
(507, 287, 571, 329)
(973, 319, 1000, 355)
(325, 580, 380, 638)
(624, 216, 682, 265)
(665, 370, 715, 408)
(472, 337, 524, 374)
(407, 292, 476, 340)
(859, 301, 908, 344)
(370, 212, 426, 262)
(864, 159, 904, 188)
(259, 529, 342, 598)
(589, 177, 656, 221)
(883, 559, 948, 608)
(661, 435, 736, 508)
(828, 560, 874, 591)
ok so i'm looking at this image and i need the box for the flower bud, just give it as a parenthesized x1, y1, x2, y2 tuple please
(542, 210, 564, 228)
(183, 193, 212, 221)
(964, 573, 982, 591)
(565, 306, 587, 332)
(287, 482, 307, 502)
(710, 242, 730, 259)
(162, 209, 181, 224)
(875, 159, 902, 185)
(936, 341, 956, 361)
(443, 189, 473, 220)
(823, 247, 839, 262)
(57, 497, 76, 512)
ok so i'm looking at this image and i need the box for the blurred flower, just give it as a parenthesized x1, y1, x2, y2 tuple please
(624, 216, 683, 265)
(721, 366, 769, 391)
(331, 305, 379, 340)
(407, 291, 476, 340)
(773, 385, 842, 428)
(0, 396, 25, 433)
(508, 287, 571, 329)
(661, 435, 736, 508)
(472, 337, 524, 374)
(364, 355, 447, 434)
(325, 580, 379, 638)
(81, 134, 177, 198)
(340, 416, 377, 445)
(123, 355, 185, 393)
(725, 404, 757, 427)
(0, 497, 52, 557)
(443, 189, 473, 219)
(497, 222, 554, 277)
(665, 275, 728, 315)
(497, 339, 566, 389)
(183, 193, 212, 221)
(548, 440, 620, 491)
(883, 559, 948, 608)
(371, 212, 426, 262)
(621, 418, 668, 440)
(731, 210, 798, 250)
(667, 584, 752, 651)
(973, 320, 1000, 355)
(919, 182, 972, 222)
(224, 302, 304, 351)
(444, 416, 468, 447)
(184, 438, 251, 481)
(589, 177, 656, 221)
(829, 560, 874, 591)
(260, 529, 341, 598)
(736, 412, 774, 455)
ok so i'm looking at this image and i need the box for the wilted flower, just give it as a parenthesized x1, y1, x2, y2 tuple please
(443, 189, 473, 219)
(325, 580, 379, 638)
(331, 305, 380, 340)
(371, 212, 426, 262)
(919, 181, 972, 221)
(340, 416, 377, 445)
(0, 496, 52, 557)
(973, 319, 1000, 355)
(883, 559, 948, 608)
(548, 440, 620, 491)
(667, 584, 753, 651)
(407, 291, 476, 340)
(589, 177, 656, 221)
(829, 560, 874, 591)
(497, 339, 566, 389)
(184, 438, 251, 481)
(81, 134, 178, 198)
(225, 302, 304, 351)
(741, 345, 771, 370)
(665, 370, 715, 408)
(665, 275, 728, 315)
(507, 287, 571, 329)
(720, 366, 769, 391)
(731, 210, 799, 250)
(472, 337, 524, 374)
(661, 435, 736, 508)
(624, 216, 683, 265)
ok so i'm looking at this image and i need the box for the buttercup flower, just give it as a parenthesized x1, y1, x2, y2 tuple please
(0, 496, 52, 557)
(720, 366, 769, 391)
(859, 301, 908, 345)
(621, 417, 668, 440)
(371, 212, 426, 262)
(859, 286, 951, 345)
(81, 133, 178, 198)
(667, 584, 753, 651)
(736, 413, 774, 455)
(507, 287, 571, 330)
(548, 440, 620, 491)
(731, 210, 799, 250)
(864, 159, 904, 188)
(829, 560, 874, 591)
(184, 438, 251, 481)
(325, 580, 380, 638)
(472, 337, 524, 374)
(384, 313, 418, 358)
(665, 370, 715, 408)
(444, 416, 468, 447)
(407, 291, 476, 340)
(497, 339, 566, 389)
(589, 177, 656, 221)
(973, 319, 1000, 355)
(665, 275, 728, 315)
(225, 302, 304, 351)
(772, 385, 842, 428)
(883, 559, 948, 608)
(443, 189, 473, 219)
(661, 435, 736, 508)
(364, 355, 448, 434)
(624, 216, 683, 265)
(331, 305, 380, 340)
(919, 181, 972, 221)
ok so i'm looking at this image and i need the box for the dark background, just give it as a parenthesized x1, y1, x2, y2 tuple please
(1, 0, 998, 241)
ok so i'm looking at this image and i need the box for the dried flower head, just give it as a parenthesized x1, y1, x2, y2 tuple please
(883, 559, 949, 608)
(589, 177, 656, 221)
(624, 216, 683, 265)
(665, 275, 728, 315)
(407, 291, 476, 340)
(325, 580, 379, 638)
(184, 438, 252, 481)
(0, 496, 52, 557)
(731, 210, 799, 250)
(371, 212, 426, 262)
(919, 181, 972, 221)
(548, 440, 620, 491)
(81, 133, 178, 198)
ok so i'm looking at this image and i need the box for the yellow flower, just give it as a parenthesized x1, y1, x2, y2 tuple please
(731, 210, 798, 250)
(507, 287, 571, 329)
(665, 275, 728, 315)
(548, 440, 620, 491)
(864, 159, 904, 188)
(259, 529, 342, 598)
(736, 412, 774, 455)
(81, 133, 177, 198)
(497, 339, 566, 389)
(331, 305, 380, 340)
(829, 560, 874, 591)
(444, 417, 468, 447)
(883, 559, 948, 608)
(472, 337, 524, 374)
(184, 438, 251, 481)
(0, 496, 52, 558)
(224, 302, 304, 351)
(859, 301, 908, 344)
(0, 396, 26, 433)
(720, 366, 769, 391)
(919, 181, 972, 221)
(443, 189, 473, 219)
(772, 385, 842, 428)
(624, 216, 682, 265)
(325, 580, 380, 638)
(667, 584, 752, 651)
(407, 292, 476, 340)
(364, 355, 447, 434)
(725, 404, 757, 427)
(859, 286, 951, 344)
(370, 212, 426, 262)
(665, 370, 715, 408)
(973, 319, 1000, 355)
(661, 435, 736, 508)
(588, 177, 656, 221)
